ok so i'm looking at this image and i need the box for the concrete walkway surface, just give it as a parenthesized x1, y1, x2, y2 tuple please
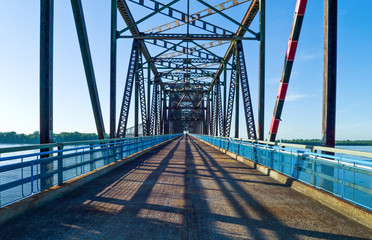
(0, 135, 371, 239)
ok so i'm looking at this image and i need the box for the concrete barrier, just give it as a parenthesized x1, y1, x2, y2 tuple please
(0, 135, 181, 225)
(193, 135, 372, 230)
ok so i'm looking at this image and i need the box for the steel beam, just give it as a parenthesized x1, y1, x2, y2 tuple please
(321, 0, 337, 191)
(153, 58, 221, 64)
(268, 0, 308, 142)
(110, 0, 118, 139)
(217, 81, 224, 136)
(234, 52, 239, 139)
(118, 34, 256, 41)
(225, 59, 236, 137)
(40, 0, 54, 189)
(117, 40, 140, 138)
(223, 62, 227, 137)
(135, 53, 139, 137)
(258, 0, 265, 140)
(71, 0, 106, 139)
(237, 40, 257, 139)
(138, 52, 149, 136)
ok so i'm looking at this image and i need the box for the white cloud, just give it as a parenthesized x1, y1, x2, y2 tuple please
(286, 93, 309, 101)
(297, 52, 321, 62)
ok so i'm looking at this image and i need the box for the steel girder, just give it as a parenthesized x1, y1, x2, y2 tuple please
(217, 82, 224, 137)
(268, 0, 308, 142)
(117, 40, 140, 138)
(149, 83, 158, 135)
(137, 48, 149, 136)
(237, 40, 256, 139)
(71, 0, 106, 140)
(225, 60, 236, 138)
(153, 58, 221, 64)
(211, 87, 217, 136)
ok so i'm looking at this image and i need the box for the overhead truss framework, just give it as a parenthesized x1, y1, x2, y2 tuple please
(113, 0, 263, 138)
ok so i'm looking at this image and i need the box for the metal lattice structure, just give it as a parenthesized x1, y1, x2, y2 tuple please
(113, 0, 264, 138)
(38, 0, 278, 142)
(35, 0, 344, 190)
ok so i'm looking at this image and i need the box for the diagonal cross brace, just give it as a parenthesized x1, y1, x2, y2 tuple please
(237, 40, 256, 139)
(145, 0, 251, 34)
(128, 0, 233, 35)
(71, 0, 106, 139)
(117, 40, 140, 138)
(137, 47, 149, 136)
(225, 60, 237, 137)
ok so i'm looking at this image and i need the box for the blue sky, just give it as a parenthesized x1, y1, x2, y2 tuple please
(0, 1, 371, 140)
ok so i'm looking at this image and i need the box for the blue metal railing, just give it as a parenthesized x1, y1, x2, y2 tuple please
(191, 134, 372, 211)
(0, 134, 181, 207)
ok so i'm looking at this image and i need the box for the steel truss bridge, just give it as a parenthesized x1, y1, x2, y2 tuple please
(1, 0, 371, 238)
(39, 0, 334, 149)
(40, 0, 326, 146)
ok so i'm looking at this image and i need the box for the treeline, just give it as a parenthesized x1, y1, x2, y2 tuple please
(281, 139, 372, 146)
(0, 131, 101, 144)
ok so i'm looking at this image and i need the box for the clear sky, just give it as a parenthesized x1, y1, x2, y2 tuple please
(0, 1, 371, 140)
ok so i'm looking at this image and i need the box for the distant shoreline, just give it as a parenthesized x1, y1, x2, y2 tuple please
(0, 131, 100, 144)
(281, 139, 372, 146)
(0, 131, 371, 146)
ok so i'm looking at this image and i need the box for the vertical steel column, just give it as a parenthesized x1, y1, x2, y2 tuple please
(134, 54, 139, 137)
(163, 94, 167, 134)
(234, 49, 240, 138)
(147, 63, 151, 133)
(206, 94, 210, 135)
(258, 0, 265, 140)
(168, 94, 172, 134)
(321, 0, 337, 191)
(223, 62, 227, 137)
(71, 0, 106, 139)
(210, 89, 214, 135)
(156, 86, 161, 135)
(160, 91, 164, 134)
(109, 0, 117, 139)
(202, 98, 206, 134)
(40, 0, 54, 190)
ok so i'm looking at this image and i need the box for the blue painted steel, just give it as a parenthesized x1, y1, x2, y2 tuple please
(191, 134, 372, 211)
(0, 134, 181, 207)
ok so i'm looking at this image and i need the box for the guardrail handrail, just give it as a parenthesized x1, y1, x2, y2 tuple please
(191, 134, 372, 211)
(196, 134, 372, 159)
(0, 134, 182, 207)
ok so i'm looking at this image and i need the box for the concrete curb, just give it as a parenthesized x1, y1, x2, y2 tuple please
(0, 136, 180, 225)
(193, 136, 372, 230)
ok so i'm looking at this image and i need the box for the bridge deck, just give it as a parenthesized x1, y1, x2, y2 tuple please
(1, 135, 371, 239)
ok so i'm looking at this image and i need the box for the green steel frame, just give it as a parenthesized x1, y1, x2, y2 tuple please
(38, 0, 337, 149)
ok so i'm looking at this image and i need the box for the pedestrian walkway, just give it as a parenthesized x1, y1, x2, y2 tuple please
(0, 135, 371, 239)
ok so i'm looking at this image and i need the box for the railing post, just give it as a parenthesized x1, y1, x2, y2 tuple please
(341, 163, 345, 198)
(311, 159, 316, 186)
(90, 143, 94, 171)
(352, 162, 355, 200)
(57, 145, 64, 185)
